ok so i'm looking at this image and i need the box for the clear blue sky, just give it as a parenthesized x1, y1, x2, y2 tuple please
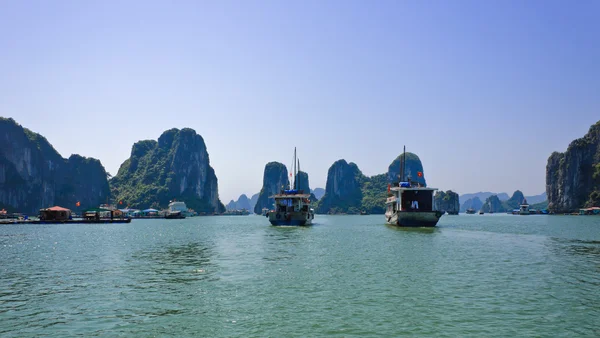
(1, 0, 599, 202)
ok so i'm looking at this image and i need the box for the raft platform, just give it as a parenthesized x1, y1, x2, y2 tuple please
(1, 219, 132, 225)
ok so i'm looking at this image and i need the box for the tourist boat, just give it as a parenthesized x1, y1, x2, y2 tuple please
(465, 208, 476, 214)
(168, 200, 194, 217)
(519, 198, 530, 215)
(384, 147, 442, 227)
(266, 148, 315, 226)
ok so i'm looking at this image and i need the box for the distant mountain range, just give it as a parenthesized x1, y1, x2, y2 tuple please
(228, 193, 260, 211)
(459, 192, 547, 212)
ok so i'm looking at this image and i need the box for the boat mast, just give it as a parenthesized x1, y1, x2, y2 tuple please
(400, 145, 406, 182)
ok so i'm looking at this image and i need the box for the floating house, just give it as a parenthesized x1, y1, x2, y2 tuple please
(40, 206, 72, 221)
(579, 207, 600, 215)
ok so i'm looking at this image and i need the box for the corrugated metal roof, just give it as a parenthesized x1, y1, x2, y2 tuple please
(46, 206, 71, 212)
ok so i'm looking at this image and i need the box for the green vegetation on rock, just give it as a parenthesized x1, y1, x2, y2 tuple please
(0, 117, 110, 214)
(547, 120, 600, 212)
(434, 190, 460, 214)
(110, 128, 225, 213)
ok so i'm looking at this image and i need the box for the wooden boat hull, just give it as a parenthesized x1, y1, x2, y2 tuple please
(268, 211, 314, 226)
(385, 211, 442, 227)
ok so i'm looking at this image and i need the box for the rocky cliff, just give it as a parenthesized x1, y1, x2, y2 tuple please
(387, 152, 426, 186)
(294, 171, 318, 202)
(460, 197, 483, 212)
(547, 121, 600, 212)
(0, 117, 110, 214)
(504, 190, 526, 211)
(110, 128, 225, 213)
(481, 195, 504, 213)
(316, 160, 364, 214)
(253, 162, 289, 214)
(316, 152, 429, 214)
(434, 190, 460, 214)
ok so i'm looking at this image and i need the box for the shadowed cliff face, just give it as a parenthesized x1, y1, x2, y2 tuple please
(547, 121, 600, 212)
(316, 160, 364, 214)
(110, 128, 225, 213)
(0, 117, 110, 213)
(254, 162, 289, 214)
(434, 191, 460, 214)
(387, 152, 426, 186)
(481, 195, 504, 213)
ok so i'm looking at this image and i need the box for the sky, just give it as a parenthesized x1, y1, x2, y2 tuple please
(1, 0, 599, 203)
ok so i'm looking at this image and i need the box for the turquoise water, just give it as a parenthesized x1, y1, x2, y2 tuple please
(1, 214, 599, 337)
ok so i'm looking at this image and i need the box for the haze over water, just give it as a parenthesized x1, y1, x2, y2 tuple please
(1, 215, 599, 336)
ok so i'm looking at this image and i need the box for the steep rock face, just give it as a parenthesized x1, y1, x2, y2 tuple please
(110, 128, 224, 213)
(294, 171, 318, 202)
(249, 193, 259, 211)
(434, 190, 460, 214)
(0, 117, 109, 213)
(316, 160, 364, 214)
(253, 162, 289, 214)
(481, 195, 504, 213)
(504, 190, 526, 210)
(387, 152, 426, 186)
(460, 197, 483, 212)
(547, 121, 600, 212)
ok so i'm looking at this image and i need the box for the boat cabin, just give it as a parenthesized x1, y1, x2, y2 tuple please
(40, 206, 72, 221)
(386, 183, 436, 214)
(272, 189, 311, 213)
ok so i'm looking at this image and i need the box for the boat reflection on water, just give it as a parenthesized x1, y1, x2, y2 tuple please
(385, 223, 439, 234)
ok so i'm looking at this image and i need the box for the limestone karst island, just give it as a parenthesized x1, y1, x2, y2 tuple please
(2, 117, 600, 222)
(2, 2, 600, 336)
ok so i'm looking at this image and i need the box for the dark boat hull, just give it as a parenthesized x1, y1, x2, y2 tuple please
(268, 211, 314, 226)
(385, 211, 442, 227)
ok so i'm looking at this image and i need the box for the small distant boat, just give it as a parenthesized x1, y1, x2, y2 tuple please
(360, 210, 369, 215)
(479, 211, 484, 215)
(266, 148, 315, 226)
(465, 208, 476, 214)
(384, 146, 443, 227)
